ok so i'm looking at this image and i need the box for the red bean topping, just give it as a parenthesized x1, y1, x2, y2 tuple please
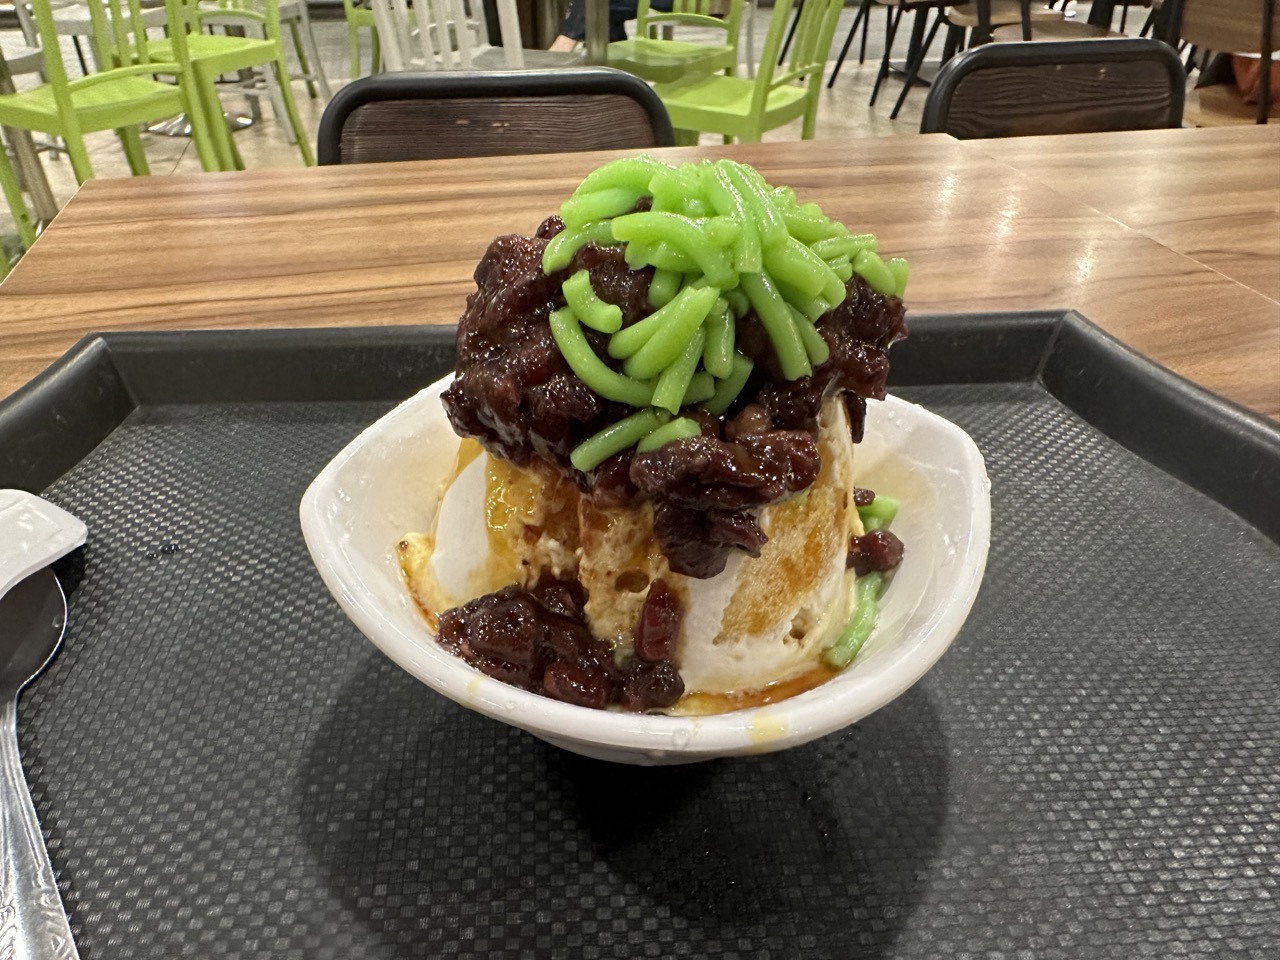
(543, 659, 612, 710)
(529, 573, 588, 619)
(634, 579, 683, 662)
(725, 403, 773, 441)
(583, 449, 640, 507)
(684, 408, 723, 439)
(853, 487, 876, 507)
(535, 215, 565, 239)
(467, 653, 544, 692)
(651, 503, 766, 579)
(442, 225, 907, 581)
(438, 576, 686, 712)
(439, 587, 545, 667)
(847, 529, 905, 577)
(846, 394, 867, 444)
(621, 661, 685, 712)
(630, 431, 820, 513)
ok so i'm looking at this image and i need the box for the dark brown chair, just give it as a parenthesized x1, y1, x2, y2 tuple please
(991, 0, 1143, 42)
(876, 3, 1070, 120)
(316, 68, 675, 165)
(1168, 0, 1277, 124)
(919, 37, 1186, 137)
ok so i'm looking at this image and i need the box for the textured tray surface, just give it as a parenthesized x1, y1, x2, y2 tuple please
(23, 383, 1280, 959)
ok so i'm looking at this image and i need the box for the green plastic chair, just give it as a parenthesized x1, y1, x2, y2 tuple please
(0, 0, 218, 247)
(343, 0, 380, 79)
(652, 0, 844, 143)
(608, 0, 745, 84)
(147, 0, 314, 169)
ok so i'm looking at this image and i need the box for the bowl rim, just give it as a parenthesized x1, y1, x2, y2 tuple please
(300, 378, 991, 757)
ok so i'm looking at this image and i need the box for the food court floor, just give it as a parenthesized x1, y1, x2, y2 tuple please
(1, 2, 1138, 254)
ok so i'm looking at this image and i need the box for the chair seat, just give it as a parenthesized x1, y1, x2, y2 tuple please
(946, 2, 1063, 28)
(1, 39, 44, 76)
(654, 73, 808, 132)
(609, 38, 736, 83)
(148, 33, 278, 76)
(0, 74, 186, 134)
(1184, 82, 1280, 126)
(992, 20, 1126, 41)
(471, 47, 586, 70)
(49, 2, 168, 35)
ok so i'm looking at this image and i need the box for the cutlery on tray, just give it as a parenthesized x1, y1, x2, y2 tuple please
(0, 490, 86, 960)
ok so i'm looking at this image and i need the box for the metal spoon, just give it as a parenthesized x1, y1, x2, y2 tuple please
(1, 570, 81, 960)
(0, 491, 86, 960)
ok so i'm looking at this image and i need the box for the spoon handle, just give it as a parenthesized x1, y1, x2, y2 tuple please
(0, 699, 80, 960)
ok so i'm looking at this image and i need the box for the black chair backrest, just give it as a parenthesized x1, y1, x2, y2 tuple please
(919, 38, 1186, 138)
(317, 69, 675, 165)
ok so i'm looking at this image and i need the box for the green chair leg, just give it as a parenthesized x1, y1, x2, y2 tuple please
(370, 30, 380, 74)
(63, 130, 94, 184)
(0, 137, 38, 249)
(117, 126, 151, 176)
(801, 82, 821, 139)
(347, 25, 360, 79)
(182, 87, 222, 173)
(271, 57, 314, 165)
(193, 67, 238, 172)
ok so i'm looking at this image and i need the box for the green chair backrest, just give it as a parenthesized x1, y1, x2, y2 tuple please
(181, 0, 284, 39)
(636, 0, 745, 46)
(20, 0, 188, 144)
(27, 0, 188, 97)
(51, 0, 189, 71)
(752, 0, 843, 116)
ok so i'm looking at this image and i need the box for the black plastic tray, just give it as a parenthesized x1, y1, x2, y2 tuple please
(1, 312, 1277, 959)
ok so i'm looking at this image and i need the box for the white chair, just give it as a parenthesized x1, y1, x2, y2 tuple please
(263, 0, 332, 98)
(371, 0, 583, 71)
(0, 29, 61, 231)
(173, 2, 297, 145)
(18, 1, 327, 98)
(192, 1, 330, 127)
(649, 0, 761, 78)
(16, 0, 169, 72)
(1, 29, 44, 77)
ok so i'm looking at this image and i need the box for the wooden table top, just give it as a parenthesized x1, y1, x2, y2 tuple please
(971, 125, 1280, 302)
(2, 129, 1278, 420)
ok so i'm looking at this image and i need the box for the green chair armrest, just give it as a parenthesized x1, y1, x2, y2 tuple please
(643, 13, 731, 31)
(193, 9, 269, 27)
(66, 61, 185, 91)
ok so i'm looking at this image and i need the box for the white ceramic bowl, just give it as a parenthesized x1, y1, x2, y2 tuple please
(300, 375, 990, 765)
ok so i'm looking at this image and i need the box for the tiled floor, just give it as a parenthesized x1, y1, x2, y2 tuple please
(1, 2, 1127, 257)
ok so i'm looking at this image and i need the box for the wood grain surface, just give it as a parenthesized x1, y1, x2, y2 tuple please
(935, 58, 1181, 140)
(973, 125, 1280, 301)
(1, 130, 1277, 419)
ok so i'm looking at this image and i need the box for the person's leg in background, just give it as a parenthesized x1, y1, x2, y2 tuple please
(549, 0, 589, 50)
(550, 0, 671, 49)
